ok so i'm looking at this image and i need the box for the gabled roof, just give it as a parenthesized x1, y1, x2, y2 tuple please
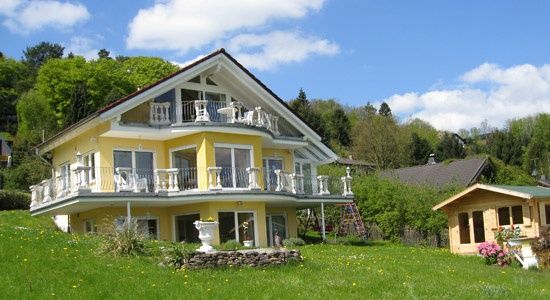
(36, 49, 336, 161)
(433, 183, 550, 210)
(380, 157, 489, 188)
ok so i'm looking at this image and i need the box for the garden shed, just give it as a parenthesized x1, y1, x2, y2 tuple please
(433, 184, 550, 254)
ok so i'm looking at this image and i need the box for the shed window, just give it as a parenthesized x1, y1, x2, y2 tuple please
(511, 206, 523, 225)
(545, 205, 550, 225)
(458, 212, 470, 244)
(498, 206, 524, 226)
(497, 207, 511, 226)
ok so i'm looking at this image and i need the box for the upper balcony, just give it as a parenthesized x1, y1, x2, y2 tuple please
(29, 164, 354, 211)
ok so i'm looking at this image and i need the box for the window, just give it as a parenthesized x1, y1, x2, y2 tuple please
(497, 206, 523, 226)
(472, 211, 485, 243)
(83, 152, 96, 181)
(266, 215, 287, 247)
(458, 212, 470, 244)
(218, 211, 256, 245)
(175, 214, 200, 243)
(295, 161, 313, 194)
(84, 219, 96, 233)
(59, 163, 71, 192)
(546, 204, 550, 225)
(114, 217, 159, 239)
(215, 145, 252, 188)
(113, 150, 154, 191)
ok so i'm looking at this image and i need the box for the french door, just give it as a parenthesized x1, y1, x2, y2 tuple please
(266, 214, 287, 246)
(218, 211, 256, 245)
(263, 158, 283, 191)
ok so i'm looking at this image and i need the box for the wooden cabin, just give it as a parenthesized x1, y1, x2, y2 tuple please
(433, 184, 550, 254)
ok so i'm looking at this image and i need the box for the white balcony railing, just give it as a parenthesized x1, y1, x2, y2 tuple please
(149, 102, 171, 125)
(29, 166, 353, 209)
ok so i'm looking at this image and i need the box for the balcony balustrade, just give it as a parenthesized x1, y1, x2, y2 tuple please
(29, 166, 353, 208)
(141, 99, 280, 135)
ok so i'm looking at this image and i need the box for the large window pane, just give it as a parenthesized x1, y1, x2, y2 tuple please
(137, 219, 158, 239)
(264, 159, 283, 191)
(302, 163, 312, 195)
(238, 212, 255, 244)
(472, 211, 485, 243)
(511, 205, 523, 225)
(498, 207, 511, 226)
(218, 212, 236, 243)
(175, 214, 200, 243)
(215, 147, 233, 187)
(546, 205, 550, 225)
(114, 150, 132, 169)
(234, 149, 250, 188)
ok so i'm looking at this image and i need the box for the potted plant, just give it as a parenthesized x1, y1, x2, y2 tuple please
(494, 225, 521, 246)
(242, 221, 254, 247)
(194, 217, 218, 253)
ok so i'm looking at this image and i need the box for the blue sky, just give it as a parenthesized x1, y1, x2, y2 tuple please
(1, 0, 550, 131)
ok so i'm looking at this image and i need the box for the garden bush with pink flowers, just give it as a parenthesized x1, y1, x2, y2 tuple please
(477, 241, 512, 266)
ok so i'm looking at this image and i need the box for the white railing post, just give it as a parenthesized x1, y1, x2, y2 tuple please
(42, 179, 52, 202)
(30, 185, 39, 207)
(194, 100, 210, 122)
(341, 167, 354, 196)
(274, 170, 284, 191)
(74, 166, 91, 191)
(317, 175, 330, 195)
(167, 168, 179, 192)
(149, 102, 171, 125)
(246, 167, 261, 190)
(290, 173, 304, 194)
(154, 169, 164, 193)
(270, 115, 280, 135)
(207, 167, 222, 190)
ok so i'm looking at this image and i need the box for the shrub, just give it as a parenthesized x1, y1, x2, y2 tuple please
(531, 231, 550, 269)
(99, 219, 146, 256)
(218, 239, 245, 251)
(477, 241, 511, 266)
(0, 190, 30, 210)
(327, 235, 368, 246)
(160, 243, 196, 269)
(283, 237, 305, 247)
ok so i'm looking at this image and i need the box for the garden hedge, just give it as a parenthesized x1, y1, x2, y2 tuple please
(0, 190, 31, 210)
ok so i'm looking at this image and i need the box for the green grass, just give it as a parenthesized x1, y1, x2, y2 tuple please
(1, 210, 549, 299)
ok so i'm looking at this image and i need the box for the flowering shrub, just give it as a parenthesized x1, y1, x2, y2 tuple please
(494, 225, 521, 242)
(531, 231, 550, 269)
(477, 241, 511, 266)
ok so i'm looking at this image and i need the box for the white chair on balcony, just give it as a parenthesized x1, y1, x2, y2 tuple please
(134, 177, 149, 193)
(114, 174, 132, 192)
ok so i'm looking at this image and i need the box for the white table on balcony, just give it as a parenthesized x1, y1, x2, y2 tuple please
(217, 102, 242, 123)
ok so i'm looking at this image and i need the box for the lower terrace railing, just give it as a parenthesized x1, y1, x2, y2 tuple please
(29, 167, 354, 208)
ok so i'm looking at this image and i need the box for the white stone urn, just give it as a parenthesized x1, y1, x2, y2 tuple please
(194, 221, 219, 253)
(243, 240, 254, 248)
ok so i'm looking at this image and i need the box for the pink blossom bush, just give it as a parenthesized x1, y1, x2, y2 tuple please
(477, 241, 511, 266)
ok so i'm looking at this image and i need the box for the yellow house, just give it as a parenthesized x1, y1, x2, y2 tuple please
(29, 49, 354, 248)
(433, 184, 550, 254)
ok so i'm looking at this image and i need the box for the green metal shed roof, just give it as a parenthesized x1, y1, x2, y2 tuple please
(490, 185, 550, 198)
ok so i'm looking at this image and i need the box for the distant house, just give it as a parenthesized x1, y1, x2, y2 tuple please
(380, 156, 492, 189)
(335, 156, 376, 174)
(433, 184, 550, 254)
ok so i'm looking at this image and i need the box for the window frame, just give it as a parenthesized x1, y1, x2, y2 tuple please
(114, 216, 160, 240)
(83, 219, 96, 234)
(496, 205, 524, 227)
(214, 143, 254, 189)
(217, 210, 258, 246)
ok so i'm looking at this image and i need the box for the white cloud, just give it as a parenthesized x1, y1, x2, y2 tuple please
(381, 63, 550, 132)
(227, 31, 339, 71)
(0, 0, 90, 34)
(126, 0, 336, 70)
(64, 36, 100, 60)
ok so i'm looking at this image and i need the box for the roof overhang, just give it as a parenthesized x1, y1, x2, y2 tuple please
(433, 183, 537, 211)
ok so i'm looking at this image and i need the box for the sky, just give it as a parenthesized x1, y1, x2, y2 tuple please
(1, 0, 550, 132)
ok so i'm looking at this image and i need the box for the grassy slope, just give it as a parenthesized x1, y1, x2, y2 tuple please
(1, 210, 549, 299)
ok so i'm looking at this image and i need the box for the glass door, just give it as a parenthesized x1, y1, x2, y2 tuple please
(266, 214, 287, 246)
(135, 151, 154, 191)
(175, 213, 200, 242)
(295, 161, 312, 194)
(217, 211, 257, 245)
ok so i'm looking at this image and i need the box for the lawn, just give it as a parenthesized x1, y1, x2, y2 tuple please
(1, 210, 549, 299)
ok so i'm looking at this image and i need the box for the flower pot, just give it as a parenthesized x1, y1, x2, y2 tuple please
(194, 221, 219, 253)
(243, 240, 254, 248)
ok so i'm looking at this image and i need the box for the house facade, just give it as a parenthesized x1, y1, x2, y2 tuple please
(29, 49, 354, 248)
(433, 184, 550, 254)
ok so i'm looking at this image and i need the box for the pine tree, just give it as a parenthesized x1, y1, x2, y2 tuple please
(408, 133, 433, 165)
(378, 102, 392, 117)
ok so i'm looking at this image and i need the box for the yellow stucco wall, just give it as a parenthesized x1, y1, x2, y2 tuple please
(70, 201, 298, 248)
